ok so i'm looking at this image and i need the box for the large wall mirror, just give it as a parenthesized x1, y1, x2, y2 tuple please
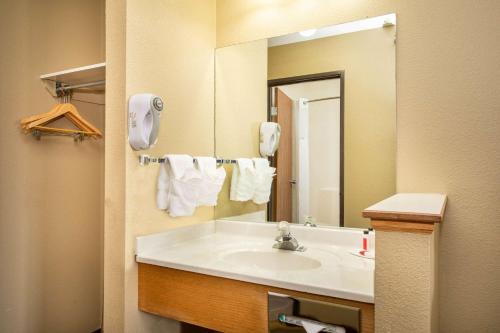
(215, 14, 397, 229)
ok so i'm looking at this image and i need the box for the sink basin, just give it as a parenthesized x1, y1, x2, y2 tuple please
(221, 249, 322, 271)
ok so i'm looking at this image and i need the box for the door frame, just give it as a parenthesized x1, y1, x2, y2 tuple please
(267, 71, 345, 226)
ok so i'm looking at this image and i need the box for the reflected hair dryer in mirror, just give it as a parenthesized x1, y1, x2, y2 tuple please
(260, 121, 281, 157)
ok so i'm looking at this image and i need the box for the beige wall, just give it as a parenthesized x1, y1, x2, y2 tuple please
(214, 39, 268, 219)
(268, 28, 396, 228)
(0, 0, 105, 332)
(105, 0, 217, 332)
(216, 1, 500, 331)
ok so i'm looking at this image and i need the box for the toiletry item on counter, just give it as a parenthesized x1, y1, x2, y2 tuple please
(230, 158, 255, 201)
(157, 154, 226, 217)
(259, 122, 281, 157)
(195, 156, 226, 206)
(360, 230, 369, 255)
(252, 158, 276, 204)
(350, 229, 375, 259)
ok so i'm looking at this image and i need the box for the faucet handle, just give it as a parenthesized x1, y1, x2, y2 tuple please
(277, 221, 290, 234)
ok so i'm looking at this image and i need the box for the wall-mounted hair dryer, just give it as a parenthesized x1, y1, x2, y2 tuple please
(128, 93, 164, 150)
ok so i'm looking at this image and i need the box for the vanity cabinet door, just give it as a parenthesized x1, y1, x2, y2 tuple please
(139, 263, 269, 332)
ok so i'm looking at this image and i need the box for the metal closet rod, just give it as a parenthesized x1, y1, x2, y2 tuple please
(139, 155, 237, 166)
(56, 80, 106, 93)
(305, 96, 340, 103)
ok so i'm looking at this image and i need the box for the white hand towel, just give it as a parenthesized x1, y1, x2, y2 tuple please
(167, 154, 195, 179)
(195, 156, 216, 174)
(230, 158, 255, 201)
(252, 158, 276, 204)
(155, 155, 203, 217)
(195, 156, 226, 206)
(167, 155, 202, 217)
(253, 157, 270, 170)
(259, 122, 281, 157)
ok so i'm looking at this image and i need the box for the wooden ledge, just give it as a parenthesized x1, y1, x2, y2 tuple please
(363, 193, 447, 234)
(370, 220, 435, 234)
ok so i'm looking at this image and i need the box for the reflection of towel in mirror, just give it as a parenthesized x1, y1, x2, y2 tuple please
(230, 158, 255, 201)
(195, 156, 226, 206)
(252, 158, 276, 204)
(156, 154, 203, 217)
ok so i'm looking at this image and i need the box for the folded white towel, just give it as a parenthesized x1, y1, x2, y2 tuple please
(195, 156, 226, 206)
(195, 156, 216, 174)
(253, 157, 270, 170)
(156, 154, 202, 217)
(252, 158, 276, 204)
(230, 158, 255, 201)
(169, 155, 202, 217)
(260, 122, 281, 157)
(168, 154, 195, 179)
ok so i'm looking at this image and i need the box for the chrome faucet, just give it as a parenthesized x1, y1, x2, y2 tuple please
(303, 216, 317, 227)
(273, 221, 306, 252)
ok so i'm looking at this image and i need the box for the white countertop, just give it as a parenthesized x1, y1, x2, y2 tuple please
(136, 220, 375, 303)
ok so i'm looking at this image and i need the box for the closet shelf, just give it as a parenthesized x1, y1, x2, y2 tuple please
(40, 62, 106, 93)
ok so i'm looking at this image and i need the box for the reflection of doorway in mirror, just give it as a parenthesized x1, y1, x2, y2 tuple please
(270, 77, 342, 226)
(271, 88, 293, 222)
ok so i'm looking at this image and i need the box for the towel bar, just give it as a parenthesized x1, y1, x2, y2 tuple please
(138, 154, 237, 166)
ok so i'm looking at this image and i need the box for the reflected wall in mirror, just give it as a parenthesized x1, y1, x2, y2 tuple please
(215, 14, 397, 229)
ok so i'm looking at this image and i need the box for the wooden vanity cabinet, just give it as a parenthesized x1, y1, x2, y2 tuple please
(138, 263, 374, 333)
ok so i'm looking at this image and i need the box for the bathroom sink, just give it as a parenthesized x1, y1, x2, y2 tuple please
(221, 249, 322, 271)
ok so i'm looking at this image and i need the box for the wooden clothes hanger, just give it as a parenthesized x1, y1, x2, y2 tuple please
(20, 96, 102, 139)
(20, 103, 62, 128)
